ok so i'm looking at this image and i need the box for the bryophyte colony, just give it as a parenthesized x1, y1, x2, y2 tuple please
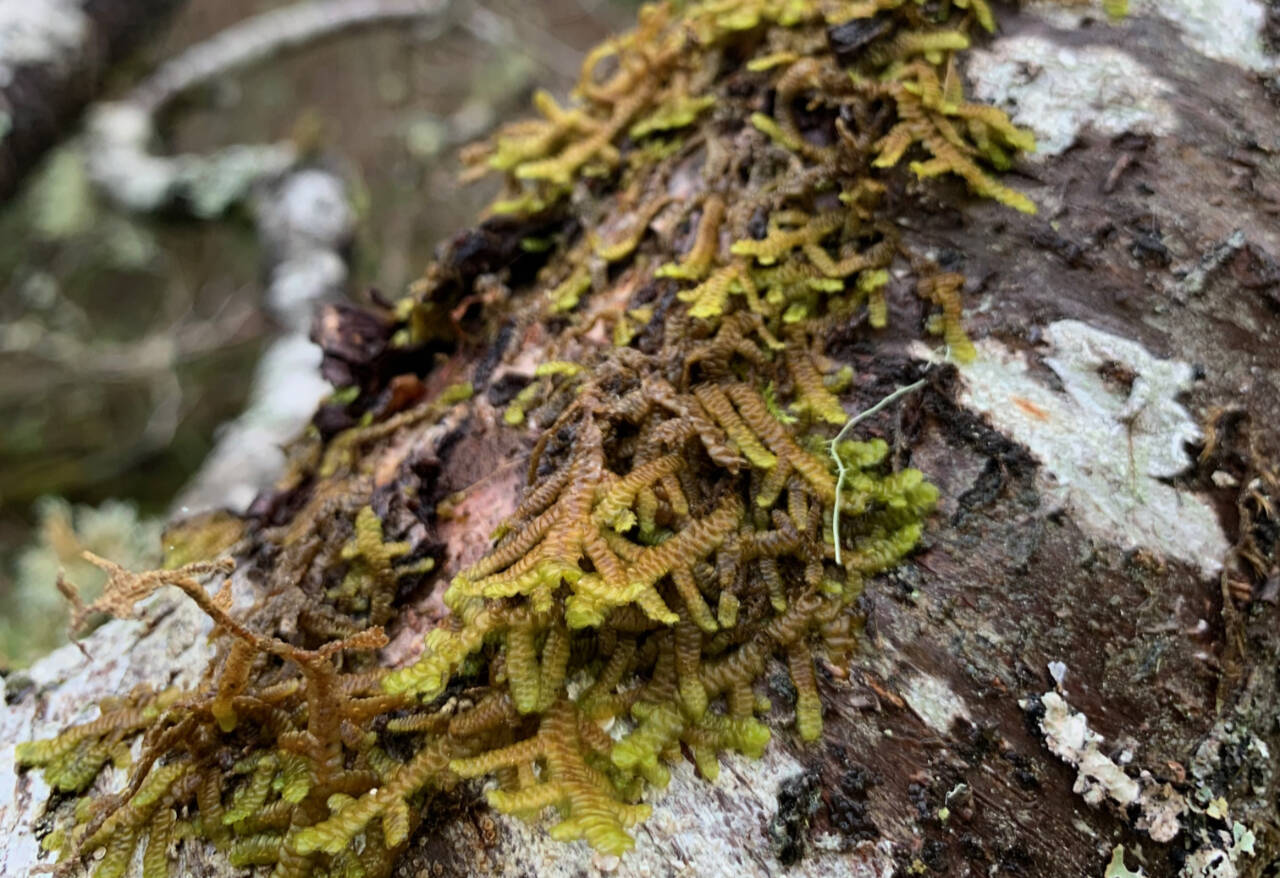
(16, 1, 1061, 875)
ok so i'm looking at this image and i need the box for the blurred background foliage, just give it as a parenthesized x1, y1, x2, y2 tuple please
(0, 0, 634, 668)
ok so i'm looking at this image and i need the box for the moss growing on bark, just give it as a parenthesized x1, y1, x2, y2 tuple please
(15, 1, 1037, 875)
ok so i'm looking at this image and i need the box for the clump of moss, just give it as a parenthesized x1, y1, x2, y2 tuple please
(16, 1, 1037, 875)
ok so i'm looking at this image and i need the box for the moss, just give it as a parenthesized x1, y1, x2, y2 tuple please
(334, 506, 434, 627)
(14, 0, 1041, 874)
(1104, 0, 1129, 20)
(161, 511, 245, 570)
(548, 264, 592, 313)
(630, 95, 717, 139)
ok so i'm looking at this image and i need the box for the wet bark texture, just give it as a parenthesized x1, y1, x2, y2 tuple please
(0, 0, 185, 200)
(3, 5, 1280, 878)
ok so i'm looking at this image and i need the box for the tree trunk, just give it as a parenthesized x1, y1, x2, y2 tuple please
(3, 3, 1280, 878)
(0, 0, 185, 201)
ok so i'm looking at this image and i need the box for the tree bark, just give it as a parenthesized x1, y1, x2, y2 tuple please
(0, 0, 185, 201)
(3, 4, 1280, 878)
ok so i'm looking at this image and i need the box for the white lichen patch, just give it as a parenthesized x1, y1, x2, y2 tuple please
(1175, 821, 1257, 878)
(1131, 0, 1278, 74)
(86, 102, 297, 217)
(901, 673, 971, 735)
(0, 0, 89, 86)
(966, 34, 1176, 155)
(1039, 692, 1139, 807)
(1038, 692, 1186, 843)
(1036, 694, 1261, 876)
(968, 0, 1278, 158)
(1180, 849, 1237, 878)
(919, 319, 1229, 577)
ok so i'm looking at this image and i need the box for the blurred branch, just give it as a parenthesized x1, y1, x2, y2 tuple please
(0, 0, 612, 515)
(126, 0, 452, 114)
(39, 0, 591, 513)
(88, 0, 454, 216)
(0, 0, 187, 202)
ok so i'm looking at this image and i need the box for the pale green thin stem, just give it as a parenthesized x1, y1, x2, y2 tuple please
(829, 378, 928, 566)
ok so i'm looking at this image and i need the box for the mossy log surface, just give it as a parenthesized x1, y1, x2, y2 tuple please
(4, 4, 1280, 878)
